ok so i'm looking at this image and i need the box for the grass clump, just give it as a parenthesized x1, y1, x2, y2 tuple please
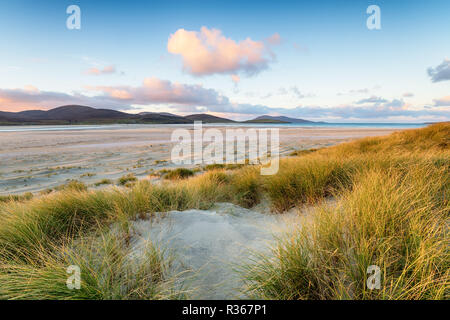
(242, 124, 450, 300)
(179, 170, 231, 209)
(94, 179, 113, 186)
(229, 167, 261, 208)
(163, 168, 195, 180)
(0, 189, 118, 261)
(118, 173, 137, 186)
(289, 148, 318, 156)
(55, 180, 88, 192)
(113, 180, 194, 219)
(203, 163, 244, 171)
(0, 229, 182, 299)
(39, 188, 54, 195)
(0, 192, 33, 203)
(245, 162, 449, 299)
(80, 172, 96, 178)
(264, 156, 355, 212)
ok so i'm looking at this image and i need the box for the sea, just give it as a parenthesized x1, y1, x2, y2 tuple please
(0, 123, 428, 133)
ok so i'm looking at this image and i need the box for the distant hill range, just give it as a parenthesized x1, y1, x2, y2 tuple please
(246, 115, 325, 124)
(0, 105, 323, 125)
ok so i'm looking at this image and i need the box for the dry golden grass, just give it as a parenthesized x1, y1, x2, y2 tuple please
(243, 123, 449, 299)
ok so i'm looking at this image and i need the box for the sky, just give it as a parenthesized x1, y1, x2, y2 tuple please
(0, 0, 449, 122)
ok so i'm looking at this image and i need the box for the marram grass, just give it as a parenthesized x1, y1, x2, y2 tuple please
(243, 162, 449, 299)
(0, 228, 183, 300)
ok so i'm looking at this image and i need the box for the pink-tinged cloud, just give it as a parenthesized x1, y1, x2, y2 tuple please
(1, 83, 448, 122)
(266, 32, 282, 45)
(86, 65, 116, 75)
(231, 74, 240, 84)
(167, 27, 279, 76)
(0, 79, 231, 112)
(86, 77, 230, 106)
(0, 86, 132, 112)
(433, 95, 450, 106)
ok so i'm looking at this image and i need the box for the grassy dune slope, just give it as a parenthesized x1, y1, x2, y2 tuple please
(0, 123, 448, 299)
(246, 123, 449, 299)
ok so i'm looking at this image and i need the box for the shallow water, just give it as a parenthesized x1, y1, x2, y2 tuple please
(0, 122, 425, 133)
(128, 203, 301, 299)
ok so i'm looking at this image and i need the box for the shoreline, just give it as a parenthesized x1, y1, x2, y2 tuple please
(0, 122, 426, 133)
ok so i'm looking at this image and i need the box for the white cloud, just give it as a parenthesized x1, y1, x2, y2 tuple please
(167, 27, 279, 77)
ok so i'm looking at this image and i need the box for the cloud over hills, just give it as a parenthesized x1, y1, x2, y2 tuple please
(0, 80, 448, 122)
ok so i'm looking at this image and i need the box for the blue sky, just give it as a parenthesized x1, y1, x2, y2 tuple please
(0, 0, 449, 122)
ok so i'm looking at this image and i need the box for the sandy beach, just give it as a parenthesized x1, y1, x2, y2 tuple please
(0, 125, 400, 195)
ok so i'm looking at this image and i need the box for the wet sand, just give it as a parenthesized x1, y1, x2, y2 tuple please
(0, 125, 399, 195)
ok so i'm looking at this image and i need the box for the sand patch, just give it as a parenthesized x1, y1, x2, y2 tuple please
(128, 203, 301, 299)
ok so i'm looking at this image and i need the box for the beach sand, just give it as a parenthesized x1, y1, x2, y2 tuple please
(0, 125, 399, 195)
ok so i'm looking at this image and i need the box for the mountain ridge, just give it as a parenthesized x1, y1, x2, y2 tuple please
(0, 105, 322, 125)
(248, 115, 324, 124)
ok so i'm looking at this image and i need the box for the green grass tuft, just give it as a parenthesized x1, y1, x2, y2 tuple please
(117, 173, 137, 186)
(163, 168, 195, 180)
(94, 178, 113, 186)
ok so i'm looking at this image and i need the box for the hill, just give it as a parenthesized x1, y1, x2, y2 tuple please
(0, 106, 223, 125)
(249, 115, 323, 124)
(0, 105, 133, 124)
(185, 114, 235, 123)
(244, 118, 289, 124)
(138, 112, 182, 118)
(138, 113, 192, 124)
(0, 105, 323, 125)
